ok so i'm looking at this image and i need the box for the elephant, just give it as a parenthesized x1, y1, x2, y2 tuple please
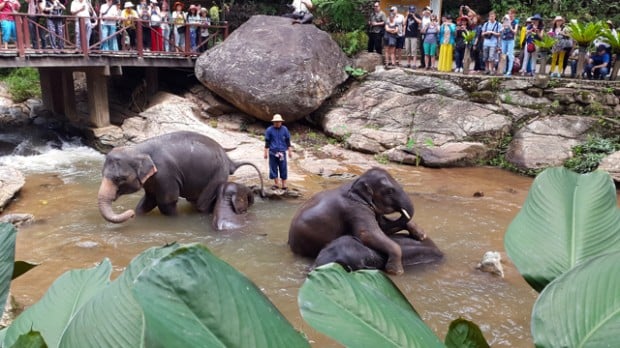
(288, 167, 428, 275)
(313, 234, 443, 272)
(97, 131, 264, 223)
(212, 182, 255, 231)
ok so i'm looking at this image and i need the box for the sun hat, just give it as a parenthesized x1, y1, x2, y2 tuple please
(390, 6, 397, 11)
(123, 1, 134, 8)
(553, 16, 564, 22)
(271, 114, 285, 122)
(173, 1, 182, 9)
(531, 14, 542, 21)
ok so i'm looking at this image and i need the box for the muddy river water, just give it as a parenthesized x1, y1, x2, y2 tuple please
(2, 138, 618, 347)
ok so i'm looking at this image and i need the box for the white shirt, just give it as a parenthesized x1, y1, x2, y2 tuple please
(395, 13, 405, 36)
(100, 2, 119, 25)
(70, 0, 89, 17)
(291, 0, 308, 13)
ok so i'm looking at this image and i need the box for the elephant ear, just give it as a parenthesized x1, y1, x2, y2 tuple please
(134, 154, 157, 185)
(349, 176, 374, 206)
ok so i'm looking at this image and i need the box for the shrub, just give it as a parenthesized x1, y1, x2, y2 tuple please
(564, 135, 620, 173)
(313, 0, 369, 32)
(1, 68, 41, 103)
(331, 30, 369, 56)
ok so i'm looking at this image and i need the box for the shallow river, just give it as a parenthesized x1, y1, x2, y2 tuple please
(2, 135, 617, 347)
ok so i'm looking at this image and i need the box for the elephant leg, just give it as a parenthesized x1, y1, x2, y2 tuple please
(358, 229, 403, 275)
(196, 181, 221, 213)
(157, 200, 179, 216)
(135, 194, 158, 215)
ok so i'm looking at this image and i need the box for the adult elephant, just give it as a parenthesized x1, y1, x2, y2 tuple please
(212, 182, 255, 231)
(97, 131, 264, 223)
(288, 167, 427, 275)
(313, 234, 443, 272)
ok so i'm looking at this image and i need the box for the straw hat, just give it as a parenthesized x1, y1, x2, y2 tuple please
(553, 16, 564, 23)
(271, 114, 285, 122)
(173, 1, 183, 9)
(123, 1, 134, 8)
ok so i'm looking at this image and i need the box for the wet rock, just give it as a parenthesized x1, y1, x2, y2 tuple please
(351, 51, 383, 73)
(76, 241, 99, 248)
(599, 151, 620, 183)
(506, 116, 595, 170)
(532, 74, 550, 89)
(500, 90, 550, 109)
(0, 213, 34, 227)
(477, 251, 504, 277)
(574, 90, 596, 104)
(195, 15, 350, 122)
(0, 166, 25, 212)
(546, 88, 576, 104)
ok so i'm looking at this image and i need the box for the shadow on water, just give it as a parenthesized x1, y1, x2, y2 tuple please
(3, 131, 617, 346)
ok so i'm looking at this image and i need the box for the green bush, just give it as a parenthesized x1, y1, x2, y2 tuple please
(564, 135, 620, 173)
(1, 68, 41, 103)
(313, 0, 369, 32)
(331, 30, 369, 56)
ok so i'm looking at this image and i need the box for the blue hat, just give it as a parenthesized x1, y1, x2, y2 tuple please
(598, 44, 607, 52)
(531, 14, 542, 21)
(408, 5, 415, 12)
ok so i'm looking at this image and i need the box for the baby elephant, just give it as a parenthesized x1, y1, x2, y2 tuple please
(212, 182, 255, 231)
(313, 234, 443, 272)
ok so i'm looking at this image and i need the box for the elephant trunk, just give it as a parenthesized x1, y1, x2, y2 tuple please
(98, 177, 135, 223)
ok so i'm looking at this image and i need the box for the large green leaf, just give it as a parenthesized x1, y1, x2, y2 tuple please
(3, 260, 112, 347)
(132, 243, 309, 348)
(0, 223, 16, 316)
(299, 263, 443, 348)
(10, 330, 47, 348)
(445, 318, 490, 348)
(59, 243, 181, 347)
(532, 250, 620, 347)
(504, 167, 620, 292)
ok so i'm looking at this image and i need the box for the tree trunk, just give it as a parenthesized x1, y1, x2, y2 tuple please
(538, 51, 548, 74)
(612, 54, 620, 81)
(463, 47, 471, 74)
(576, 48, 587, 79)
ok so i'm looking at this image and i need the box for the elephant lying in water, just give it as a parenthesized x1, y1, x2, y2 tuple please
(288, 167, 430, 275)
(212, 182, 255, 231)
(313, 234, 443, 271)
(97, 131, 264, 223)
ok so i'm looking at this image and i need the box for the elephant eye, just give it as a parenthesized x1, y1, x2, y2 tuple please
(386, 188, 395, 195)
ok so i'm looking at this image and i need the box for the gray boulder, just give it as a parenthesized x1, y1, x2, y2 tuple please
(599, 151, 620, 183)
(195, 15, 350, 122)
(0, 166, 25, 212)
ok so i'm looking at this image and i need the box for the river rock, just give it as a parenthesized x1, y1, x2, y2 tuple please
(386, 142, 489, 167)
(195, 15, 350, 122)
(352, 51, 383, 73)
(0, 213, 34, 226)
(321, 70, 509, 162)
(476, 251, 504, 278)
(599, 151, 620, 183)
(0, 166, 25, 212)
(506, 116, 595, 170)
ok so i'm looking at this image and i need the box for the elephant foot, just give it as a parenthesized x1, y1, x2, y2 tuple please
(385, 260, 404, 275)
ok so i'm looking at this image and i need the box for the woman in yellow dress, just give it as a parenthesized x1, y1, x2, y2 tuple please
(438, 15, 456, 72)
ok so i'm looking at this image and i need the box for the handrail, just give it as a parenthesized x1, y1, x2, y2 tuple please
(6, 12, 228, 59)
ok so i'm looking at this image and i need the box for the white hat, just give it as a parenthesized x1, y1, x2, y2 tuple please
(390, 6, 397, 11)
(271, 114, 285, 122)
(553, 16, 564, 22)
(124, 1, 134, 8)
(150, 0, 157, 3)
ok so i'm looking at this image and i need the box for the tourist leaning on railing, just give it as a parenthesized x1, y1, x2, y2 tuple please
(198, 7, 209, 52)
(171, 1, 185, 51)
(28, 0, 46, 49)
(99, 0, 119, 51)
(0, 0, 20, 49)
(120, 1, 138, 50)
(160, 1, 170, 52)
(148, 0, 162, 51)
(187, 4, 200, 52)
(70, 0, 93, 50)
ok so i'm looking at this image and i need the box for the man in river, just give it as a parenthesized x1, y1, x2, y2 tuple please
(264, 114, 292, 191)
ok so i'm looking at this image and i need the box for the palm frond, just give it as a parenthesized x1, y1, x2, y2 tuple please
(601, 29, 620, 54)
(566, 21, 605, 47)
(462, 30, 476, 44)
(534, 33, 557, 50)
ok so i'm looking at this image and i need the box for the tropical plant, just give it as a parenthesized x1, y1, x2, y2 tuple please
(565, 21, 604, 78)
(1, 242, 309, 347)
(533, 33, 557, 73)
(312, 0, 369, 32)
(462, 30, 476, 44)
(0, 68, 41, 102)
(332, 30, 369, 56)
(462, 30, 476, 74)
(601, 28, 620, 80)
(344, 65, 367, 79)
(564, 135, 620, 173)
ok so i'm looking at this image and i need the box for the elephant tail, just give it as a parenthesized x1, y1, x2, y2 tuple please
(231, 161, 265, 198)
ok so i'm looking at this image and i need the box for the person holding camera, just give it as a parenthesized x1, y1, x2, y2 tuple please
(520, 14, 543, 76)
(367, 2, 386, 55)
(404, 6, 421, 68)
(0, 0, 20, 49)
(41, 0, 66, 50)
(459, 4, 476, 25)
(481, 11, 501, 75)
(70, 0, 93, 51)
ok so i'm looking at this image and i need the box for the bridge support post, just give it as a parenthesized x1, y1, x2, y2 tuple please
(86, 67, 110, 127)
(145, 67, 158, 97)
(39, 68, 77, 121)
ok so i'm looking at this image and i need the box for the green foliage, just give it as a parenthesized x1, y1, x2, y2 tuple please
(566, 21, 604, 48)
(313, 0, 368, 32)
(504, 167, 620, 292)
(534, 32, 556, 50)
(332, 30, 369, 56)
(0, 223, 16, 314)
(1, 68, 41, 103)
(374, 153, 389, 164)
(461, 30, 476, 45)
(344, 65, 368, 79)
(602, 28, 620, 54)
(444, 318, 490, 348)
(564, 135, 620, 173)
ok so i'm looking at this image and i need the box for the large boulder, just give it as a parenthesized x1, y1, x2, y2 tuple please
(195, 15, 350, 122)
(0, 166, 25, 212)
(599, 151, 620, 183)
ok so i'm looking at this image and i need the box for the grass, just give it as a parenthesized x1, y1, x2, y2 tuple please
(0, 68, 41, 102)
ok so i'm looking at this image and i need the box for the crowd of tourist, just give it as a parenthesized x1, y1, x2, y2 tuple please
(0, 0, 221, 53)
(368, 2, 619, 80)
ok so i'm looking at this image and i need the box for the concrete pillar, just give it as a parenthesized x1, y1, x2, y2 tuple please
(86, 67, 110, 127)
(39, 68, 64, 114)
(61, 70, 77, 122)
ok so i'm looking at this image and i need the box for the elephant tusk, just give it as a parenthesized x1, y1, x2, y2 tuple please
(401, 209, 411, 220)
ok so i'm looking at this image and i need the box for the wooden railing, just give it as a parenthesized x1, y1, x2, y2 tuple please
(7, 12, 228, 58)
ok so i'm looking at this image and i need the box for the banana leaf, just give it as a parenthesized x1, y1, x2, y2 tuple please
(132, 243, 309, 348)
(532, 250, 620, 347)
(504, 167, 620, 292)
(299, 263, 443, 347)
(0, 223, 16, 320)
(445, 318, 490, 348)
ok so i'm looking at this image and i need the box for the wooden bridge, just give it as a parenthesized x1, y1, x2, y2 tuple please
(2, 13, 228, 127)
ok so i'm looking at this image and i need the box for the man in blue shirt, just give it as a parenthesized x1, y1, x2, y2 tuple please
(264, 114, 292, 191)
(481, 11, 501, 75)
(585, 45, 610, 80)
